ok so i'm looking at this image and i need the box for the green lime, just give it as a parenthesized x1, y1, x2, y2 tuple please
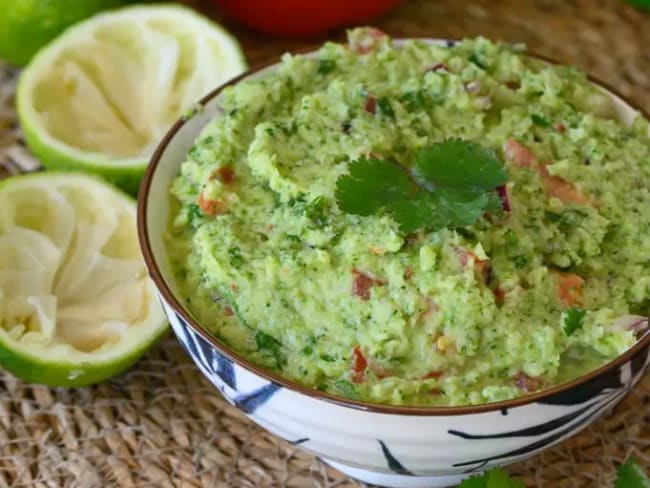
(0, 172, 167, 387)
(17, 4, 247, 195)
(0, 0, 133, 66)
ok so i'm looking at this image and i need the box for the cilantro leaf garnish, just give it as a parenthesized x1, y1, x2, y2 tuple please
(616, 457, 650, 488)
(456, 459, 649, 488)
(334, 158, 411, 216)
(412, 138, 506, 190)
(563, 307, 586, 336)
(335, 138, 507, 232)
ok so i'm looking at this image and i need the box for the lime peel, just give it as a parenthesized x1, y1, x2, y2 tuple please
(17, 4, 247, 195)
(0, 172, 167, 387)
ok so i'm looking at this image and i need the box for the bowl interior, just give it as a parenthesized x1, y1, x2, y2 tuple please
(139, 38, 649, 411)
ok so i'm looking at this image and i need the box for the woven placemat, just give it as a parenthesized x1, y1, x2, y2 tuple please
(1, 1, 649, 486)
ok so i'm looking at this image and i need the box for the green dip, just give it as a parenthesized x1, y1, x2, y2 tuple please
(166, 29, 650, 406)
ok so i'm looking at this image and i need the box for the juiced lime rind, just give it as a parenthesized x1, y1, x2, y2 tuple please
(0, 321, 168, 388)
(17, 120, 147, 196)
(16, 3, 247, 196)
(0, 172, 168, 387)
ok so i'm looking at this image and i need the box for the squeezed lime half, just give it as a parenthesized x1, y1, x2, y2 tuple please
(0, 173, 167, 386)
(17, 4, 247, 195)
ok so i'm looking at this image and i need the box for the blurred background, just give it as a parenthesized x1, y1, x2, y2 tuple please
(192, 0, 650, 111)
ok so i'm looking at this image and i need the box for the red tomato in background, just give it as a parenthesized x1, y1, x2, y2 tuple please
(212, 0, 403, 37)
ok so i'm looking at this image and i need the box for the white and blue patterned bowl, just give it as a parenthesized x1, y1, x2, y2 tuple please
(137, 40, 650, 488)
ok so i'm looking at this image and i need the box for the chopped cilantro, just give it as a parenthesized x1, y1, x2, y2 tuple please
(227, 246, 244, 267)
(545, 210, 564, 223)
(377, 97, 395, 118)
(330, 380, 358, 399)
(504, 229, 519, 248)
(320, 354, 336, 362)
(468, 53, 487, 70)
(563, 307, 586, 336)
(531, 113, 551, 127)
(616, 457, 650, 488)
(304, 195, 328, 225)
(511, 255, 528, 268)
(400, 90, 428, 111)
(318, 59, 336, 74)
(255, 331, 286, 368)
(335, 138, 506, 233)
(187, 203, 203, 223)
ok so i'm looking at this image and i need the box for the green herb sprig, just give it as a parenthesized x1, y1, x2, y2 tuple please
(460, 458, 649, 488)
(335, 138, 507, 233)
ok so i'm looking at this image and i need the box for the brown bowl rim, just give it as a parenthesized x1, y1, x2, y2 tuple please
(137, 37, 650, 416)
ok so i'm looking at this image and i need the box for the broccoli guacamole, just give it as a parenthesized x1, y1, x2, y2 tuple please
(166, 29, 650, 406)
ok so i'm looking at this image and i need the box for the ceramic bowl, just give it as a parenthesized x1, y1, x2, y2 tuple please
(137, 40, 650, 488)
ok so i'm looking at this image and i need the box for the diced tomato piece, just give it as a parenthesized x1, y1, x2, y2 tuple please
(197, 191, 227, 216)
(456, 248, 491, 283)
(505, 80, 521, 90)
(351, 345, 368, 383)
(403, 266, 413, 280)
(493, 286, 506, 306)
(224, 306, 234, 316)
(216, 166, 235, 184)
(430, 388, 443, 396)
(514, 372, 542, 393)
(428, 63, 449, 72)
(503, 139, 537, 168)
(349, 27, 388, 54)
(364, 95, 377, 114)
(352, 269, 374, 300)
(418, 297, 438, 321)
(368, 360, 391, 379)
(497, 185, 511, 212)
(456, 248, 473, 267)
(540, 166, 592, 206)
(553, 122, 566, 133)
(556, 272, 584, 307)
(503, 140, 592, 206)
(421, 370, 443, 380)
(352, 268, 385, 300)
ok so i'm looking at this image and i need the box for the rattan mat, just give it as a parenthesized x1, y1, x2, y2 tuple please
(1, 0, 649, 486)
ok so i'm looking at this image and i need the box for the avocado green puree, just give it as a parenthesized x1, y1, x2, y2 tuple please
(166, 29, 650, 406)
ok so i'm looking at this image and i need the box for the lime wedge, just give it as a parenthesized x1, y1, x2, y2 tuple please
(17, 4, 247, 195)
(0, 173, 167, 386)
